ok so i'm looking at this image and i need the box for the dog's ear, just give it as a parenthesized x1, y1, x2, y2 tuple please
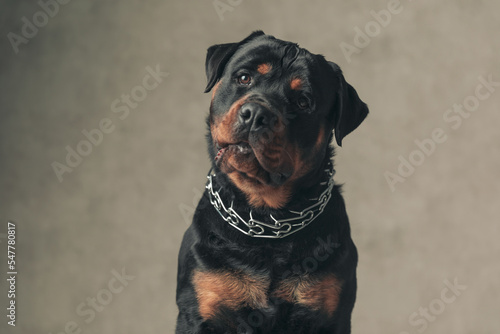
(204, 30, 265, 93)
(328, 62, 369, 146)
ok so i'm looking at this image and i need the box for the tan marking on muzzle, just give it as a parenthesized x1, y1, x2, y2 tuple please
(227, 141, 308, 209)
(210, 95, 248, 145)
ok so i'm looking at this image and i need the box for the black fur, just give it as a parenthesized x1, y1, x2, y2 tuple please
(176, 31, 368, 333)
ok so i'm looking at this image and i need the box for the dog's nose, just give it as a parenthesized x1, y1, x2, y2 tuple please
(239, 103, 275, 133)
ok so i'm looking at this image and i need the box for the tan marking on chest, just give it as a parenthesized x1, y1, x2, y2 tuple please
(192, 270, 270, 320)
(273, 274, 343, 317)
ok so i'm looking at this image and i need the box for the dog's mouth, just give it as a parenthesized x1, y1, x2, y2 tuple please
(215, 142, 253, 162)
(214, 141, 293, 186)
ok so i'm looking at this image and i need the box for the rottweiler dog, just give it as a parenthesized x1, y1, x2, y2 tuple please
(176, 31, 368, 334)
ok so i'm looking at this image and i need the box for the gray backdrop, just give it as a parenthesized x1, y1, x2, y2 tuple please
(1, 0, 499, 333)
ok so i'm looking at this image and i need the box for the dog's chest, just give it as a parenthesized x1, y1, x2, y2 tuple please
(192, 269, 343, 320)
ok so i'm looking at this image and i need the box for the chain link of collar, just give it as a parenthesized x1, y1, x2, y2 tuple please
(206, 163, 335, 239)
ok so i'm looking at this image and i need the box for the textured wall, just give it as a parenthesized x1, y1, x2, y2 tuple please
(0, 0, 499, 333)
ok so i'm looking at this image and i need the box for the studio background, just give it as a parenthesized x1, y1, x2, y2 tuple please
(1, 0, 499, 333)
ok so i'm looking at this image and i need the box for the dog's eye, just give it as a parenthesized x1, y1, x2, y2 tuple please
(297, 97, 309, 109)
(238, 74, 252, 86)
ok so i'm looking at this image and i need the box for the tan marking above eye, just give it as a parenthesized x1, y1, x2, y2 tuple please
(290, 78, 303, 90)
(257, 63, 272, 75)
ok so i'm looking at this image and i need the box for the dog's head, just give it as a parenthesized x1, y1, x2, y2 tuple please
(205, 31, 368, 209)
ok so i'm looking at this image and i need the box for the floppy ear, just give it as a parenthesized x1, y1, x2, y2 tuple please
(328, 62, 369, 146)
(204, 30, 266, 93)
